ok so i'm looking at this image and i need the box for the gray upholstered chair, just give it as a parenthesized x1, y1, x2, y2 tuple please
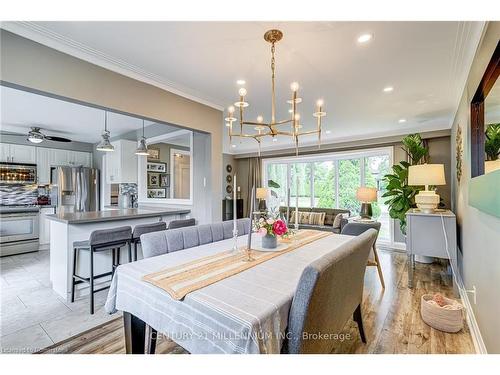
(140, 218, 251, 259)
(168, 218, 196, 230)
(131, 221, 167, 261)
(71, 226, 132, 314)
(283, 229, 377, 354)
(341, 222, 384, 289)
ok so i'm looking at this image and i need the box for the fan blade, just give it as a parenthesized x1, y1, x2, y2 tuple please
(44, 136, 72, 143)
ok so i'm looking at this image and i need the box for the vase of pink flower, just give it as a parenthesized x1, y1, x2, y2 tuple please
(254, 215, 290, 249)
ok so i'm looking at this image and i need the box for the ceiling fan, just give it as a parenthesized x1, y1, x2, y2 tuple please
(24, 127, 72, 144)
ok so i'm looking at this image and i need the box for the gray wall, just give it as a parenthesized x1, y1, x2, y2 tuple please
(450, 22, 500, 353)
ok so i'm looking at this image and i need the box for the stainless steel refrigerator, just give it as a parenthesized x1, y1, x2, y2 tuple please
(51, 166, 100, 213)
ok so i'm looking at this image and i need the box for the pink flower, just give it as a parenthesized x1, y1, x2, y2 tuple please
(272, 219, 288, 236)
(257, 227, 267, 236)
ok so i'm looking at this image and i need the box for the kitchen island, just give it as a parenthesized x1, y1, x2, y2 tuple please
(47, 208, 190, 300)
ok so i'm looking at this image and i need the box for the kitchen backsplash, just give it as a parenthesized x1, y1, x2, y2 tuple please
(0, 184, 38, 206)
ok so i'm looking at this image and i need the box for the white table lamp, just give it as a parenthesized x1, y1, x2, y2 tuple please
(408, 164, 446, 213)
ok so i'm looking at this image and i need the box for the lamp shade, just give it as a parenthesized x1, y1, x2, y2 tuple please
(408, 164, 446, 186)
(356, 187, 378, 202)
(256, 188, 268, 199)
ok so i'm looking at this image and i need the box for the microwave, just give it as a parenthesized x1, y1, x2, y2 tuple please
(0, 163, 37, 184)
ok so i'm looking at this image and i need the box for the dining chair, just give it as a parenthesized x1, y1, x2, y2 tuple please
(284, 229, 377, 354)
(341, 222, 385, 289)
(168, 218, 196, 229)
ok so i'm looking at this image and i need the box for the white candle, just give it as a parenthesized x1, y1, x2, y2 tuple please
(247, 185, 255, 250)
(295, 175, 299, 228)
(233, 174, 237, 233)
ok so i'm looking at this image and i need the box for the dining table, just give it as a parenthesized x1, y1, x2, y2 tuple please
(104, 231, 355, 354)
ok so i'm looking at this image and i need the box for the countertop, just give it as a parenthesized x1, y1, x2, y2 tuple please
(46, 208, 190, 224)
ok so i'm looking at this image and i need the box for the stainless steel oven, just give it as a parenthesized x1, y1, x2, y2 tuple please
(0, 207, 40, 256)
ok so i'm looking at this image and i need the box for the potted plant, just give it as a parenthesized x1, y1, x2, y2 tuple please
(254, 214, 290, 249)
(485, 123, 500, 174)
(382, 134, 428, 234)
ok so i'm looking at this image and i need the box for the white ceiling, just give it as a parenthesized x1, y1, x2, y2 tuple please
(2, 21, 485, 153)
(0, 86, 158, 143)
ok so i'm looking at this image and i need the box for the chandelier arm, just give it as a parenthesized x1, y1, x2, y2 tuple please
(271, 42, 276, 124)
(295, 130, 321, 136)
(241, 121, 272, 127)
(272, 119, 294, 126)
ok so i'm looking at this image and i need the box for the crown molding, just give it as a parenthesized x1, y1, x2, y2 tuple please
(0, 21, 224, 111)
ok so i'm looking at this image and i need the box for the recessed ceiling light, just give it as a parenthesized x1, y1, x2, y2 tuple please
(325, 130, 331, 134)
(236, 79, 246, 85)
(398, 118, 407, 123)
(357, 33, 373, 44)
(383, 86, 394, 93)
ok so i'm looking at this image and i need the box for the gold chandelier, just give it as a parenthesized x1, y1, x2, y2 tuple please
(225, 29, 326, 155)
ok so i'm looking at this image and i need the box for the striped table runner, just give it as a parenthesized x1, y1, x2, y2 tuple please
(142, 230, 332, 300)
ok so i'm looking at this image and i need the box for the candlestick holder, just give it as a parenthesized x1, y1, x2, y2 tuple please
(232, 228, 239, 252)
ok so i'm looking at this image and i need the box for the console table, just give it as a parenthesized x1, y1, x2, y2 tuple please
(405, 209, 457, 293)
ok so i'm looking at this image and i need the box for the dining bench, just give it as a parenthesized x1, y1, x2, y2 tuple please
(140, 218, 251, 259)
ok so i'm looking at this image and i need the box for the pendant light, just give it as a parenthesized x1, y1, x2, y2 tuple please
(96, 111, 115, 152)
(135, 119, 149, 156)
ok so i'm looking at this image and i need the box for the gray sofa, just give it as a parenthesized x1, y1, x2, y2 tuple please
(279, 206, 350, 233)
(141, 218, 251, 259)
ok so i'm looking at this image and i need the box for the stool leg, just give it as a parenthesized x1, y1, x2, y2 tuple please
(134, 242, 138, 262)
(71, 248, 77, 303)
(89, 248, 94, 315)
(128, 241, 132, 263)
(116, 247, 121, 266)
(372, 244, 385, 289)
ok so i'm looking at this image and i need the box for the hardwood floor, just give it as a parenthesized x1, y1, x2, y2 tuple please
(37, 250, 475, 354)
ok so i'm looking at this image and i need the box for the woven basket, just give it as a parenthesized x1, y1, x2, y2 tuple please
(420, 294, 464, 333)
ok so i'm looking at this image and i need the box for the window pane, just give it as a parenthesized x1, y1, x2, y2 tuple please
(365, 155, 391, 241)
(338, 158, 361, 213)
(313, 161, 336, 208)
(290, 163, 312, 207)
(266, 163, 288, 207)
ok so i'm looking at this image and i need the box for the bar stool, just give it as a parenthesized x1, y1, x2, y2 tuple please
(71, 226, 132, 314)
(131, 221, 167, 261)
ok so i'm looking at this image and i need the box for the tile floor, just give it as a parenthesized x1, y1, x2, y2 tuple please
(0, 250, 118, 353)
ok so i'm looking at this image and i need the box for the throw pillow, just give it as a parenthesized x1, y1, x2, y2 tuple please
(309, 212, 326, 226)
(332, 213, 344, 228)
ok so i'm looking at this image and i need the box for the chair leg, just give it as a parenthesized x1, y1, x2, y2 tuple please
(71, 248, 77, 303)
(372, 244, 385, 289)
(353, 304, 366, 343)
(89, 248, 94, 315)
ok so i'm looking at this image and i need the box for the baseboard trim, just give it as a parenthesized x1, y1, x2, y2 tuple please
(457, 277, 488, 354)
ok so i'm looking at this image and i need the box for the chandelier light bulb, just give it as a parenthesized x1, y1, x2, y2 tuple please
(238, 88, 247, 97)
(294, 113, 301, 121)
(257, 115, 264, 123)
(316, 99, 324, 107)
(228, 105, 235, 114)
(290, 82, 300, 92)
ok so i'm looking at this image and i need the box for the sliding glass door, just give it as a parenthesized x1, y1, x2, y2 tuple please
(263, 147, 394, 245)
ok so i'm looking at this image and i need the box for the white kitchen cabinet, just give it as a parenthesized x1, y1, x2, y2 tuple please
(36, 147, 51, 184)
(39, 206, 56, 246)
(0, 143, 10, 162)
(0, 143, 36, 164)
(49, 148, 70, 166)
(105, 140, 137, 184)
(69, 151, 92, 167)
